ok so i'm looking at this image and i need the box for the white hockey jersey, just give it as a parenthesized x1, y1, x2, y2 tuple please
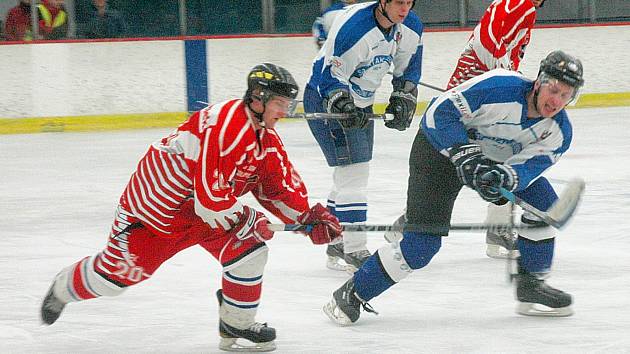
(307, 1, 424, 108)
(422, 69, 572, 191)
(312, 1, 348, 45)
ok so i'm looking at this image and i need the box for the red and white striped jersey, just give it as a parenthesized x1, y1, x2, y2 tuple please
(119, 99, 310, 237)
(447, 0, 537, 89)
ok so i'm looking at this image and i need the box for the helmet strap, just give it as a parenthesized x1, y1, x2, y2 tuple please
(246, 90, 267, 127)
(378, 1, 395, 26)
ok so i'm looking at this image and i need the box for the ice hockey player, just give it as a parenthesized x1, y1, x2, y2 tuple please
(448, 0, 549, 259)
(304, 0, 423, 273)
(40, 63, 342, 352)
(324, 50, 584, 325)
(312, 0, 358, 49)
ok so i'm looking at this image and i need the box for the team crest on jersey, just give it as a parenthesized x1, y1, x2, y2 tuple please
(539, 130, 552, 141)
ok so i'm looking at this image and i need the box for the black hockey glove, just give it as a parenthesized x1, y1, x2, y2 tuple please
(447, 143, 486, 188)
(385, 81, 417, 131)
(324, 89, 368, 129)
(472, 164, 518, 203)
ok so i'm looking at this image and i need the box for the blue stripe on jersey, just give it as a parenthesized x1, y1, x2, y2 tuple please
(422, 97, 469, 150)
(333, 5, 376, 56)
(512, 154, 554, 190)
(398, 44, 422, 84)
(461, 75, 530, 114)
(397, 11, 424, 83)
(553, 110, 572, 155)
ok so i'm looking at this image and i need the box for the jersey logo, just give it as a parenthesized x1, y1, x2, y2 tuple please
(539, 130, 552, 141)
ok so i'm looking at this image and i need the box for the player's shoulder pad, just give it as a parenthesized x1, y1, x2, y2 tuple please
(402, 10, 424, 35)
(334, 4, 377, 50)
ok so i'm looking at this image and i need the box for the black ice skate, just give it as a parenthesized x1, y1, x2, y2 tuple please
(326, 243, 347, 271)
(515, 267, 573, 317)
(485, 227, 519, 259)
(216, 290, 276, 352)
(323, 278, 377, 326)
(343, 249, 371, 274)
(40, 282, 67, 325)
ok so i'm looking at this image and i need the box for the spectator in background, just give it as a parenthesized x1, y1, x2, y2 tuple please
(311, 0, 357, 49)
(4, 0, 33, 41)
(80, 0, 128, 39)
(37, 0, 68, 40)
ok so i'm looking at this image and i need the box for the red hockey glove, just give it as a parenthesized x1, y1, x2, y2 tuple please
(297, 203, 343, 245)
(229, 206, 274, 243)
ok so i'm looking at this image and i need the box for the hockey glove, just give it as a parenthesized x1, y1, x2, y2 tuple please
(229, 206, 274, 243)
(385, 81, 418, 131)
(324, 89, 368, 129)
(473, 164, 518, 203)
(447, 143, 487, 188)
(297, 203, 343, 245)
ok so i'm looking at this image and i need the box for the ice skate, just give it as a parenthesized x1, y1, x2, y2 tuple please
(216, 290, 276, 352)
(323, 278, 377, 326)
(343, 249, 371, 274)
(515, 267, 573, 317)
(326, 243, 347, 271)
(40, 278, 67, 325)
(486, 227, 519, 259)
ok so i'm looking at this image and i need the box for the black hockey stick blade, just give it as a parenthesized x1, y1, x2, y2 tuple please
(284, 113, 394, 121)
(499, 178, 585, 229)
(268, 222, 546, 233)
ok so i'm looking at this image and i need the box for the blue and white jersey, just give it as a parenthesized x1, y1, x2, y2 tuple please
(422, 69, 572, 191)
(312, 2, 348, 44)
(307, 1, 424, 108)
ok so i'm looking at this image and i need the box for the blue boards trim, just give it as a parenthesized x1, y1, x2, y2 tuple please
(185, 40, 208, 112)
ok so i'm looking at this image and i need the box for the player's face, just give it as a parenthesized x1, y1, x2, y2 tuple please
(383, 0, 414, 23)
(262, 96, 293, 129)
(535, 79, 576, 118)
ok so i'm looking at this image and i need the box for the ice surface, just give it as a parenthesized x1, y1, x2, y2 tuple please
(2, 107, 629, 353)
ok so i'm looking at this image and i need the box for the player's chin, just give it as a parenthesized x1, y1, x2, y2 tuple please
(542, 105, 560, 118)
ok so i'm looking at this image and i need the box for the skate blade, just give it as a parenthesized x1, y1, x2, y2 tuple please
(326, 256, 348, 271)
(323, 298, 353, 326)
(219, 337, 276, 352)
(485, 244, 519, 259)
(516, 302, 573, 317)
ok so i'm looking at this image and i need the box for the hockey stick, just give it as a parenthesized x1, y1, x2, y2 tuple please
(284, 112, 394, 121)
(268, 222, 546, 233)
(385, 71, 446, 93)
(499, 178, 585, 229)
(419, 81, 446, 93)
